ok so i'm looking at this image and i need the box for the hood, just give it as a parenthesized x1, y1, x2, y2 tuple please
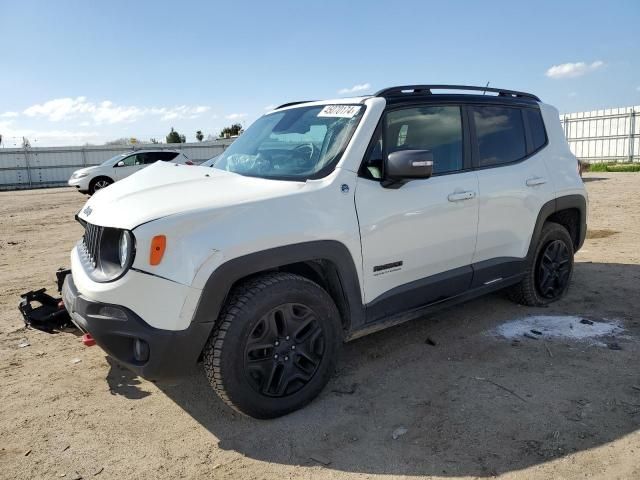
(77, 161, 306, 229)
(73, 165, 101, 176)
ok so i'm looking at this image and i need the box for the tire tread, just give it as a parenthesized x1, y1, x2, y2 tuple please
(202, 272, 326, 415)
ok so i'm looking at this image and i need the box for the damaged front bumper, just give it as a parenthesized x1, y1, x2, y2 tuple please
(61, 274, 213, 382)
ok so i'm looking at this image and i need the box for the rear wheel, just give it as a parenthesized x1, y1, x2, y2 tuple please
(89, 177, 113, 195)
(202, 272, 341, 418)
(507, 222, 574, 306)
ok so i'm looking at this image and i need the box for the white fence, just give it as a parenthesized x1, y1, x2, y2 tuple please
(560, 106, 639, 164)
(0, 140, 234, 191)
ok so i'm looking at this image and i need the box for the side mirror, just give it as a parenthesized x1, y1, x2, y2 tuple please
(382, 149, 434, 188)
(116, 160, 125, 167)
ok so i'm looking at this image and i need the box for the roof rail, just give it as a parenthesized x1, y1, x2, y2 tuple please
(374, 85, 540, 101)
(275, 101, 316, 110)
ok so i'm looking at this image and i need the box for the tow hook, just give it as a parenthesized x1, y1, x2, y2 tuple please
(82, 333, 96, 347)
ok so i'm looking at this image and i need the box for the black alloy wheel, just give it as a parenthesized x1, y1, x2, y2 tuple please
(536, 239, 571, 299)
(244, 303, 325, 397)
(202, 272, 341, 418)
(506, 221, 575, 307)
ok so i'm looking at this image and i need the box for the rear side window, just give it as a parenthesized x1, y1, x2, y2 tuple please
(138, 153, 156, 164)
(156, 152, 179, 162)
(523, 108, 547, 152)
(471, 106, 526, 167)
(140, 152, 179, 164)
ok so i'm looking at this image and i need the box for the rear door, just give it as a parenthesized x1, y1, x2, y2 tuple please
(470, 104, 556, 284)
(355, 104, 479, 322)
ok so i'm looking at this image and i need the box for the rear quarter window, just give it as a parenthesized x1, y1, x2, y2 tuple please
(523, 108, 547, 153)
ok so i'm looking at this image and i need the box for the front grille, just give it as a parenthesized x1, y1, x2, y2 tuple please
(82, 222, 103, 268)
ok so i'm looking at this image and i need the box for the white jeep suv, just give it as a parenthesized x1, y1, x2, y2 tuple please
(68, 149, 191, 194)
(62, 85, 587, 418)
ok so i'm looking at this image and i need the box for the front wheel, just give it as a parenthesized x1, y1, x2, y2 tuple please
(89, 177, 113, 195)
(202, 272, 341, 419)
(507, 222, 574, 306)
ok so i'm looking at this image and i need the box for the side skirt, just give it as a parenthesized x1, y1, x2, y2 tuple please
(346, 273, 524, 341)
(346, 258, 526, 341)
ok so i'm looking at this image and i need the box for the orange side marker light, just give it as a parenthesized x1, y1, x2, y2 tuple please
(150, 235, 166, 265)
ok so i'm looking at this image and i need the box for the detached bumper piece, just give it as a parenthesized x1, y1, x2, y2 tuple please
(61, 274, 214, 382)
(18, 269, 73, 333)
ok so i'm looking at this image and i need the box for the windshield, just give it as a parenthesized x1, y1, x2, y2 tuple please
(100, 153, 127, 166)
(212, 104, 364, 180)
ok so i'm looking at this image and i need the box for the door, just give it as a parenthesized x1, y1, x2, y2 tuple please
(470, 105, 556, 283)
(113, 153, 145, 180)
(355, 104, 479, 322)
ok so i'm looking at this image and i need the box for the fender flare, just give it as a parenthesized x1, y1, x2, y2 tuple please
(191, 240, 365, 330)
(527, 194, 587, 259)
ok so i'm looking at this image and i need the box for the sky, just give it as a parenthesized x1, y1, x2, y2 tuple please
(0, 0, 638, 147)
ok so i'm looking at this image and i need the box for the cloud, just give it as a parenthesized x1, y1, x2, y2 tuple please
(23, 96, 94, 121)
(225, 113, 247, 120)
(0, 111, 19, 118)
(150, 105, 211, 121)
(22, 97, 212, 124)
(93, 101, 146, 124)
(338, 83, 371, 94)
(545, 61, 604, 79)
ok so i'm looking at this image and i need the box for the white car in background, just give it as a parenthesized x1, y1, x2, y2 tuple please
(68, 150, 191, 194)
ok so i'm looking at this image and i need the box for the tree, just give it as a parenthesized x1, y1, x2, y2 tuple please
(149, 138, 159, 144)
(220, 123, 243, 138)
(104, 137, 131, 146)
(195, 130, 204, 142)
(166, 127, 186, 144)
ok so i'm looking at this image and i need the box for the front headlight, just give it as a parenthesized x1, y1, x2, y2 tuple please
(80, 225, 136, 282)
(119, 230, 132, 268)
(73, 172, 88, 179)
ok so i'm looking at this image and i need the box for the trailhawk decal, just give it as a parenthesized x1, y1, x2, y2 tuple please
(317, 105, 361, 118)
(373, 261, 403, 276)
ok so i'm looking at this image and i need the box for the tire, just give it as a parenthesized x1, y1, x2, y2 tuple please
(202, 272, 341, 419)
(89, 177, 113, 195)
(507, 221, 574, 306)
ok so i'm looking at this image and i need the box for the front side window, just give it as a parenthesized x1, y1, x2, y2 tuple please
(117, 154, 138, 167)
(212, 104, 364, 180)
(385, 106, 463, 175)
(361, 105, 463, 179)
(472, 106, 526, 167)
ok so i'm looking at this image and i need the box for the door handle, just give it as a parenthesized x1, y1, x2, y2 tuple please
(447, 191, 476, 202)
(526, 177, 547, 187)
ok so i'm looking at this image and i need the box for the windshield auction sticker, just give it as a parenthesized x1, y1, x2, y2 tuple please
(318, 105, 361, 118)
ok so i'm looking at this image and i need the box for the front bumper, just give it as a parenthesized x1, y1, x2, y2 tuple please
(62, 274, 214, 382)
(68, 176, 90, 193)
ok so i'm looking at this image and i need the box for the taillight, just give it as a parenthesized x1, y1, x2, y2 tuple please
(185, 160, 194, 166)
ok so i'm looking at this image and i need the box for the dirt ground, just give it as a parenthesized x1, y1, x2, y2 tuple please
(1, 173, 639, 480)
